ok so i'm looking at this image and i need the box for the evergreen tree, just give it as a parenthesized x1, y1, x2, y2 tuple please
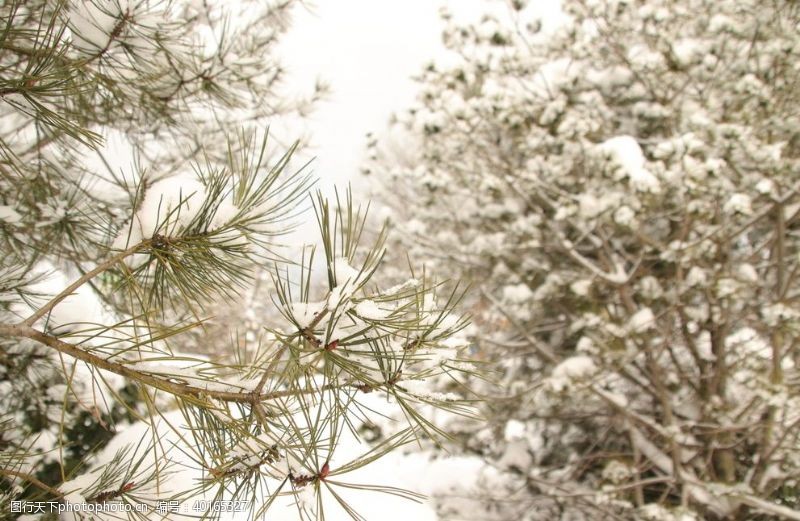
(369, 1, 800, 519)
(0, 1, 473, 519)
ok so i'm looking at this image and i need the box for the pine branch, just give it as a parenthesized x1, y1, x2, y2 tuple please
(0, 323, 367, 404)
(0, 468, 64, 499)
(22, 240, 149, 327)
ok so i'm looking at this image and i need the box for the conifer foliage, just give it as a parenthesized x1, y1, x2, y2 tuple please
(370, 1, 800, 519)
(0, 1, 473, 519)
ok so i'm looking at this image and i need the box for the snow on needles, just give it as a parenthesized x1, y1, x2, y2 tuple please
(327, 256, 368, 311)
(113, 175, 240, 252)
(289, 300, 326, 329)
(68, 0, 133, 54)
(354, 299, 393, 320)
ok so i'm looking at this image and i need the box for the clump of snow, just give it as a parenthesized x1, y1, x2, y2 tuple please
(604, 322, 627, 338)
(528, 58, 580, 98)
(685, 266, 708, 288)
(722, 193, 753, 215)
(598, 136, 660, 193)
(135, 176, 206, 237)
(638, 276, 663, 300)
(208, 200, 240, 231)
(602, 459, 634, 484)
(671, 38, 706, 67)
(426, 391, 462, 402)
(60, 466, 105, 506)
(327, 257, 368, 311)
(614, 205, 635, 227)
(708, 14, 734, 33)
(271, 446, 303, 478)
(354, 299, 392, 320)
(569, 279, 592, 297)
(725, 327, 769, 358)
(294, 485, 317, 514)
(383, 278, 421, 296)
(715, 277, 738, 298)
(553, 204, 576, 221)
(0, 205, 21, 224)
(638, 503, 678, 521)
(401, 379, 460, 402)
(548, 355, 597, 392)
(653, 133, 705, 159)
(576, 194, 599, 219)
(755, 179, 775, 196)
(502, 283, 533, 303)
(112, 175, 205, 252)
(289, 301, 326, 329)
(628, 167, 661, 193)
(736, 263, 758, 283)
(227, 431, 285, 473)
(628, 307, 655, 333)
(498, 438, 533, 471)
(626, 44, 665, 70)
(334, 256, 361, 283)
(24, 266, 108, 332)
(575, 336, 595, 353)
(112, 175, 244, 260)
(503, 419, 526, 441)
(762, 304, 799, 328)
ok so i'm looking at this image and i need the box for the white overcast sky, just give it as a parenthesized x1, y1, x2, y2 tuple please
(277, 1, 495, 193)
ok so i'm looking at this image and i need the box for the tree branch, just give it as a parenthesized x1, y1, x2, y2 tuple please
(0, 468, 64, 499)
(0, 323, 360, 404)
(22, 240, 149, 327)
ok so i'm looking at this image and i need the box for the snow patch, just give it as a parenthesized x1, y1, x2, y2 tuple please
(503, 419, 526, 441)
(68, 0, 133, 54)
(569, 279, 592, 297)
(0, 205, 21, 223)
(502, 283, 533, 303)
(354, 299, 392, 320)
(685, 266, 708, 288)
(289, 301, 326, 328)
(548, 355, 597, 391)
(598, 136, 660, 193)
(723, 193, 753, 215)
(628, 307, 656, 333)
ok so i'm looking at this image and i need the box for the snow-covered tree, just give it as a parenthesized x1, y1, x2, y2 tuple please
(0, 1, 474, 519)
(369, 1, 800, 519)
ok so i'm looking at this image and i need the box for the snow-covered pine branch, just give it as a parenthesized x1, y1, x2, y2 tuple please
(0, 1, 471, 519)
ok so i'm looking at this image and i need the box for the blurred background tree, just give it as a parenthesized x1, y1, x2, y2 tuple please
(368, 0, 800, 519)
